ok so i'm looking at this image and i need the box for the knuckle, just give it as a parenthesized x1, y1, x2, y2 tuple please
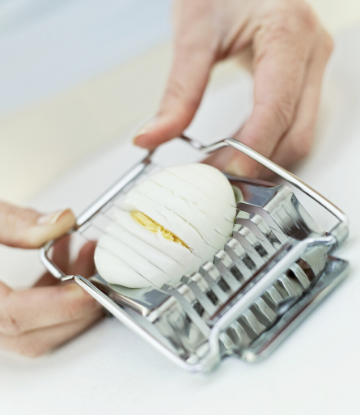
(260, 3, 317, 45)
(0, 316, 23, 336)
(165, 78, 199, 113)
(271, 98, 295, 132)
(1, 203, 38, 247)
(175, 30, 217, 57)
(261, 18, 293, 46)
(0, 305, 24, 336)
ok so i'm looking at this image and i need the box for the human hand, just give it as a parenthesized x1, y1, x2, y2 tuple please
(0, 202, 103, 357)
(133, 0, 333, 177)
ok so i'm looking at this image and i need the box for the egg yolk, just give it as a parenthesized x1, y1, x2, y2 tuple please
(131, 211, 189, 249)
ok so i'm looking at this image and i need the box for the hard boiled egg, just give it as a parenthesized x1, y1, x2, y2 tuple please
(94, 163, 239, 288)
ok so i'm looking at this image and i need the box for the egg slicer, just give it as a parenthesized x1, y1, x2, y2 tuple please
(39, 136, 349, 373)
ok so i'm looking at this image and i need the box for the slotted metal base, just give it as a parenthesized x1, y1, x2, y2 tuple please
(236, 255, 348, 362)
(87, 253, 348, 369)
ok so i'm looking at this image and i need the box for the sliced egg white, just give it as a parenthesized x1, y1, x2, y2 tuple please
(106, 221, 187, 280)
(94, 248, 149, 288)
(98, 234, 170, 288)
(94, 163, 240, 289)
(155, 169, 235, 222)
(136, 172, 230, 234)
(148, 170, 235, 227)
(168, 164, 237, 208)
(187, 163, 240, 201)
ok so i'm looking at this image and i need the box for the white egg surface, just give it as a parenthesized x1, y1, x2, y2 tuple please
(94, 163, 240, 288)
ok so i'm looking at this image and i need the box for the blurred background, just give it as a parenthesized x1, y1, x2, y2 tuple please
(1, 0, 360, 204)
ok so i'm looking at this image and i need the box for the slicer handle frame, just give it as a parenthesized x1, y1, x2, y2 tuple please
(37, 135, 349, 373)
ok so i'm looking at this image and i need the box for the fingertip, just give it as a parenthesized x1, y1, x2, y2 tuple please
(133, 133, 154, 149)
(224, 157, 247, 178)
(224, 153, 263, 179)
(202, 146, 261, 179)
(26, 208, 76, 248)
(52, 209, 76, 234)
(132, 115, 183, 150)
(133, 117, 160, 149)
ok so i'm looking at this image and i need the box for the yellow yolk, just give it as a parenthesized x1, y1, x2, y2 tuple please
(131, 211, 189, 249)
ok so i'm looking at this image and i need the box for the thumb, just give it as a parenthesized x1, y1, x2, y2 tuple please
(133, 29, 215, 149)
(0, 202, 76, 249)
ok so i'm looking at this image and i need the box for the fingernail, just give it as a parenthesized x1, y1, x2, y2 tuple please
(133, 117, 158, 145)
(225, 159, 245, 178)
(37, 209, 69, 226)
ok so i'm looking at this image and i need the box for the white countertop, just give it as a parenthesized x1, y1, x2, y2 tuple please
(1, 22, 360, 415)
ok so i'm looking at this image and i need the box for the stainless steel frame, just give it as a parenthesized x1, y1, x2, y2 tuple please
(39, 136, 349, 372)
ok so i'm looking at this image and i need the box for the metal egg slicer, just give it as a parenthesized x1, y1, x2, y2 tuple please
(40, 136, 349, 373)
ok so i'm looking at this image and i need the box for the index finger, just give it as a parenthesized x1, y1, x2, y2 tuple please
(133, 7, 216, 149)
